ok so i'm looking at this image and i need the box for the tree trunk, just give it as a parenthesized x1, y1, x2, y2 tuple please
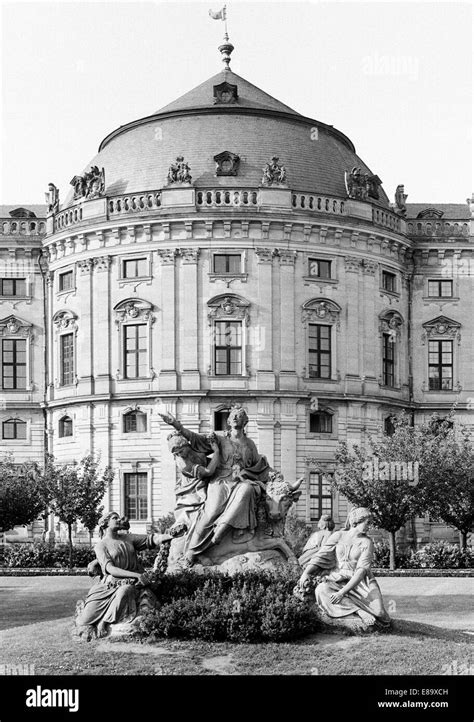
(89, 530, 92, 548)
(68, 523, 73, 568)
(389, 531, 397, 570)
(459, 530, 467, 550)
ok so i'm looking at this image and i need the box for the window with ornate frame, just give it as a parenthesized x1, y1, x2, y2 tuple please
(52, 310, 78, 388)
(0, 315, 33, 392)
(207, 294, 250, 377)
(422, 316, 461, 392)
(113, 299, 155, 381)
(301, 299, 341, 381)
(379, 310, 404, 389)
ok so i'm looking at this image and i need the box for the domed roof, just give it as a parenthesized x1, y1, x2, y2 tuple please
(154, 70, 300, 116)
(63, 68, 390, 208)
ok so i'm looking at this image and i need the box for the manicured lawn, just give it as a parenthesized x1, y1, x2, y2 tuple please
(0, 576, 472, 676)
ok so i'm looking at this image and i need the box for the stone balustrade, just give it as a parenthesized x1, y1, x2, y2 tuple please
(196, 188, 259, 207)
(291, 192, 345, 214)
(0, 218, 46, 235)
(407, 220, 470, 238)
(109, 192, 162, 215)
(372, 207, 403, 232)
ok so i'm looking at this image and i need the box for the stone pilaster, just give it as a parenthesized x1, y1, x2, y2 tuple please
(158, 249, 178, 389)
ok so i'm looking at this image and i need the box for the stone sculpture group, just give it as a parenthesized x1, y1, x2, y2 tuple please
(74, 405, 391, 640)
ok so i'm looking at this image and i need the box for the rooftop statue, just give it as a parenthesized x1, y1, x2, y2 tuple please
(45, 183, 60, 214)
(395, 184, 408, 215)
(159, 405, 303, 572)
(294, 507, 391, 632)
(167, 156, 192, 185)
(70, 166, 105, 201)
(261, 156, 287, 186)
(344, 166, 382, 201)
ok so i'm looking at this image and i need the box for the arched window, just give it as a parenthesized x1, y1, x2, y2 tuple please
(309, 410, 333, 434)
(59, 416, 73, 438)
(384, 416, 395, 436)
(2, 418, 27, 440)
(214, 409, 230, 431)
(123, 410, 147, 433)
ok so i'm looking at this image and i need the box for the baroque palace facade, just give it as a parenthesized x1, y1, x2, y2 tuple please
(1, 45, 472, 543)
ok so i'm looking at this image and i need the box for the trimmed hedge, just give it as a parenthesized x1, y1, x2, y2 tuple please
(373, 540, 473, 569)
(2, 542, 96, 568)
(139, 568, 320, 643)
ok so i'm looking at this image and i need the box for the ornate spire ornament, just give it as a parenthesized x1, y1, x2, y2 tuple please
(209, 5, 234, 71)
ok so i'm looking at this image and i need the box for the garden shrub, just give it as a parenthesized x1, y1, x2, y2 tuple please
(3, 542, 96, 568)
(409, 541, 473, 569)
(373, 539, 473, 569)
(373, 541, 411, 569)
(138, 568, 320, 643)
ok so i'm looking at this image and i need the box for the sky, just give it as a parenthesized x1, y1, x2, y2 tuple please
(0, 0, 472, 205)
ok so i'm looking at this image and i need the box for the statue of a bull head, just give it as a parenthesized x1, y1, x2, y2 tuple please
(265, 473, 304, 523)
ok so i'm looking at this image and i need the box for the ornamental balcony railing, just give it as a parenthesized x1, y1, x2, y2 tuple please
(406, 220, 470, 238)
(196, 188, 258, 207)
(291, 192, 345, 215)
(0, 218, 46, 236)
(372, 207, 402, 232)
(46, 186, 411, 237)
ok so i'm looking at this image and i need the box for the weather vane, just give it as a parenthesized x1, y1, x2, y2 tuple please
(209, 5, 234, 71)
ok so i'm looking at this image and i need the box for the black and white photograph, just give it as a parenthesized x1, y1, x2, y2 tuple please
(0, 0, 472, 715)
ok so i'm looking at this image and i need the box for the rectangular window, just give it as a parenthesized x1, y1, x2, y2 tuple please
(123, 258, 148, 278)
(308, 324, 331, 378)
(124, 472, 148, 521)
(214, 321, 242, 375)
(0, 278, 26, 296)
(428, 340, 453, 390)
(309, 259, 331, 279)
(382, 271, 396, 292)
(2, 339, 27, 390)
(59, 271, 74, 292)
(213, 254, 241, 274)
(382, 333, 395, 387)
(124, 324, 147, 379)
(60, 333, 74, 386)
(428, 280, 453, 298)
(309, 411, 332, 433)
(309, 472, 333, 522)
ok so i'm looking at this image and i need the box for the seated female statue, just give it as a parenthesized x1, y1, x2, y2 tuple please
(296, 507, 391, 630)
(74, 512, 171, 639)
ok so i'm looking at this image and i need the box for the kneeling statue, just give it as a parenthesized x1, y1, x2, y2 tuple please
(295, 507, 391, 631)
(74, 512, 171, 640)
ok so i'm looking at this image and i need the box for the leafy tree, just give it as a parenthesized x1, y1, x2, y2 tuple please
(418, 415, 474, 550)
(334, 412, 431, 569)
(0, 454, 49, 534)
(44, 454, 113, 566)
(334, 410, 474, 568)
(77, 455, 114, 545)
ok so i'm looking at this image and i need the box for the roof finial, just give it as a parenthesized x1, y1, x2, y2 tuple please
(209, 5, 234, 71)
